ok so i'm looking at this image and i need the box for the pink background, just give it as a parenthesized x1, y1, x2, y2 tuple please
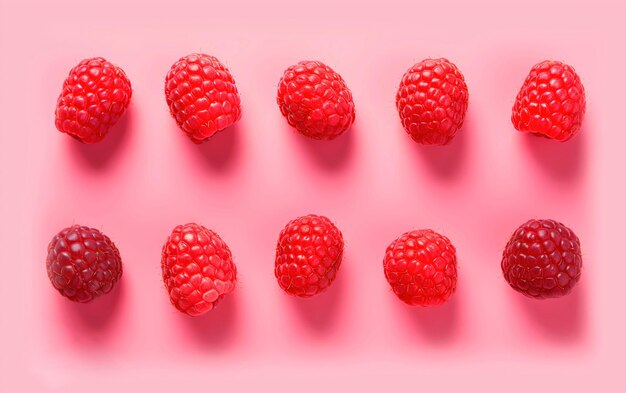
(0, 0, 623, 390)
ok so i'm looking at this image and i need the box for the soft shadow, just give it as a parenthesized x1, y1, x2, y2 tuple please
(292, 125, 355, 171)
(69, 107, 133, 169)
(522, 123, 587, 183)
(518, 284, 586, 343)
(411, 113, 471, 179)
(191, 123, 240, 171)
(59, 279, 124, 336)
(179, 293, 238, 349)
(289, 266, 345, 333)
(403, 293, 459, 344)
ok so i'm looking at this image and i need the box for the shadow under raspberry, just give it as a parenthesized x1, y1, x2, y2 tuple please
(57, 278, 124, 343)
(410, 112, 471, 179)
(522, 121, 587, 184)
(288, 264, 346, 334)
(190, 122, 241, 172)
(68, 107, 133, 170)
(291, 123, 355, 172)
(402, 292, 460, 344)
(516, 283, 587, 343)
(178, 292, 239, 349)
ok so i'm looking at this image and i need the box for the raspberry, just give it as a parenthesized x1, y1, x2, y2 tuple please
(165, 53, 241, 144)
(383, 229, 457, 306)
(275, 214, 344, 297)
(512, 60, 586, 141)
(46, 225, 122, 303)
(277, 60, 355, 140)
(396, 58, 468, 145)
(54, 57, 132, 144)
(502, 219, 582, 299)
(161, 223, 237, 316)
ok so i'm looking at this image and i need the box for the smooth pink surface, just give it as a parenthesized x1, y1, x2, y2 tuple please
(0, 0, 623, 390)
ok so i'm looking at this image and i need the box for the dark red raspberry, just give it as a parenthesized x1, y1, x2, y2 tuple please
(165, 53, 241, 144)
(277, 60, 355, 140)
(161, 223, 237, 316)
(512, 60, 586, 141)
(383, 229, 457, 306)
(396, 58, 469, 145)
(502, 219, 582, 298)
(275, 214, 344, 297)
(55, 57, 132, 143)
(46, 225, 123, 303)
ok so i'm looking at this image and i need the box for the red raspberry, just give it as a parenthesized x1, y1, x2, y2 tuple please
(161, 223, 237, 316)
(277, 60, 355, 140)
(383, 229, 457, 306)
(54, 57, 132, 144)
(512, 60, 586, 141)
(165, 53, 241, 144)
(396, 58, 469, 145)
(275, 214, 344, 297)
(46, 225, 122, 303)
(502, 219, 582, 299)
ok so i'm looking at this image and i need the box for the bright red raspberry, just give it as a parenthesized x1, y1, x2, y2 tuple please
(396, 58, 469, 145)
(55, 57, 132, 143)
(46, 225, 123, 302)
(512, 60, 586, 141)
(161, 223, 237, 316)
(277, 60, 355, 140)
(275, 214, 344, 297)
(502, 219, 582, 299)
(383, 229, 457, 306)
(165, 53, 241, 144)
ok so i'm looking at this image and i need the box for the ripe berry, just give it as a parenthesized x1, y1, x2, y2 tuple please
(165, 53, 241, 144)
(46, 225, 122, 303)
(502, 219, 582, 298)
(161, 223, 237, 316)
(55, 57, 132, 143)
(383, 229, 457, 306)
(396, 58, 469, 145)
(275, 214, 344, 297)
(277, 60, 355, 140)
(512, 60, 586, 141)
